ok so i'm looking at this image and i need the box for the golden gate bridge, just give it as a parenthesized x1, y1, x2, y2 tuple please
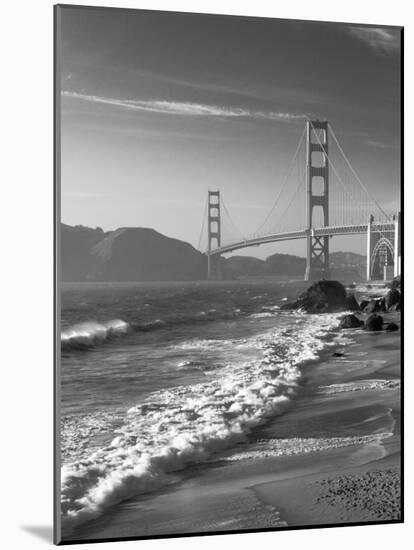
(197, 120, 401, 282)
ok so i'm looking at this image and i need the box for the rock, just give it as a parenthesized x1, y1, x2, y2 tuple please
(386, 322, 399, 332)
(389, 275, 401, 291)
(365, 314, 384, 331)
(281, 280, 348, 314)
(384, 289, 401, 310)
(332, 352, 345, 357)
(346, 294, 360, 311)
(339, 314, 364, 329)
(363, 299, 386, 313)
(389, 303, 401, 312)
(359, 300, 369, 311)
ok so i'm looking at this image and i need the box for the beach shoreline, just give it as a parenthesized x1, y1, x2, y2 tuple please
(249, 304, 401, 529)
(65, 303, 401, 542)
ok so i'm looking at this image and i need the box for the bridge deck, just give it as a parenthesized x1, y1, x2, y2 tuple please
(209, 222, 394, 256)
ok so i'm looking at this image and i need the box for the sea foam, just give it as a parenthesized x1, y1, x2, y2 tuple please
(217, 433, 393, 462)
(319, 379, 400, 394)
(61, 314, 340, 533)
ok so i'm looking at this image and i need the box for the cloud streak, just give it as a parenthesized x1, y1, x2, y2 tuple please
(364, 139, 397, 150)
(62, 91, 308, 122)
(349, 27, 400, 54)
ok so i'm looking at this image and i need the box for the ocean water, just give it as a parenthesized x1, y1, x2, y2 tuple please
(60, 281, 347, 535)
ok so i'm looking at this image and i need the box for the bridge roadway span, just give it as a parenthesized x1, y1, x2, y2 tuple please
(209, 222, 394, 256)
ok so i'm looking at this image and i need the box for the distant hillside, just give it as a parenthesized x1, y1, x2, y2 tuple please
(61, 224, 207, 282)
(330, 251, 366, 280)
(266, 253, 306, 275)
(90, 227, 207, 281)
(61, 224, 105, 281)
(61, 223, 367, 282)
(225, 256, 268, 276)
(226, 253, 306, 278)
(225, 251, 365, 281)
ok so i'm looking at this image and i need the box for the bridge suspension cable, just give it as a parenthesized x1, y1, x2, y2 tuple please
(254, 125, 306, 236)
(199, 118, 397, 259)
(197, 198, 208, 251)
(328, 123, 391, 221)
(220, 192, 246, 244)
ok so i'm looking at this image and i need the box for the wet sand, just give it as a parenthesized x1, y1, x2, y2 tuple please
(251, 309, 401, 528)
(67, 309, 401, 542)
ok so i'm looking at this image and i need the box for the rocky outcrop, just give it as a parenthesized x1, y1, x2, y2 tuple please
(281, 280, 348, 313)
(345, 294, 360, 311)
(384, 289, 401, 311)
(339, 314, 364, 329)
(365, 314, 384, 331)
(386, 322, 399, 332)
(363, 299, 386, 313)
(389, 275, 401, 291)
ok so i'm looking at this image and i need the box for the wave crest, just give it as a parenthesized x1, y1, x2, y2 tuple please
(61, 320, 130, 350)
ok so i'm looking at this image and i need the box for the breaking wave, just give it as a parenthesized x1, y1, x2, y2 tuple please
(60, 314, 340, 534)
(61, 320, 130, 350)
(60, 308, 256, 352)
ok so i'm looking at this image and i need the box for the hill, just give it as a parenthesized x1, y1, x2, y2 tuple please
(90, 227, 207, 281)
(61, 224, 105, 281)
(225, 251, 365, 281)
(61, 224, 206, 281)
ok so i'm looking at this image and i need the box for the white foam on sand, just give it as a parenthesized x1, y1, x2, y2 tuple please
(249, 312, 277, 319)
(319, 379, 400, 394)
(173, 338, 236, 350)
(60, 314, 341, 533)
(218, 433, 393, 462)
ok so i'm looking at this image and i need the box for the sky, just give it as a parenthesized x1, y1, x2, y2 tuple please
(58, 6, 401, 258)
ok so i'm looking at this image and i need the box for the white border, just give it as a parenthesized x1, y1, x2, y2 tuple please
(1, 1, 411, 548)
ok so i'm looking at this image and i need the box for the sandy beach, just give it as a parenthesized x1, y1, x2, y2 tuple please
(68, 302, 401, 542)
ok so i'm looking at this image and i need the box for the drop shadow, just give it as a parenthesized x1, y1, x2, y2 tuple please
(21, 525, 53, 543)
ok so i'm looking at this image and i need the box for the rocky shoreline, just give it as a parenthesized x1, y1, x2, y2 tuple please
(281, 277, 401, 333)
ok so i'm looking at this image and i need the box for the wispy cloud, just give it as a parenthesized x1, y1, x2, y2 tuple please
(62, 91, 307, 122)
(364, 139, 397, 150)
(349, 26, 400, 54)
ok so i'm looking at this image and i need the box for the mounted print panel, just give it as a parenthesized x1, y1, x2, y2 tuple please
(54, 5, 403, 545)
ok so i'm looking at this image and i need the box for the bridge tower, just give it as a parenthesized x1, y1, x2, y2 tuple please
(207, 190, 221, 279)
(305, 120, 331, 281)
